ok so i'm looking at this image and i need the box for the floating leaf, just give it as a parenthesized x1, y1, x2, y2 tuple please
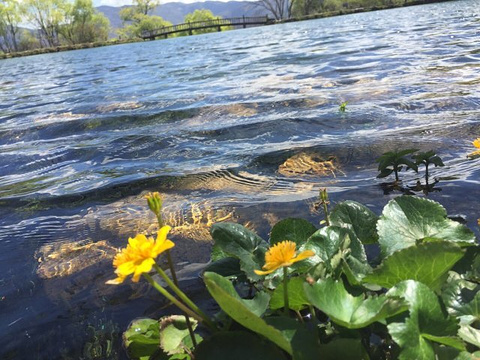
(330, 201, 379, 244)
(363, 242, 465, 290)
(123, 318, 161, 360)
(211, 223, 268, 281)
(203, 272, 291, 354)
(304, 278, 407, 329)
(159, 315, 197, 355)
(270, 218, 317, 246)
(387, 280, 464, 359)
(377, 196, 475, 256)
(194, 331, 288, 360)
(270, 277, 310, 311)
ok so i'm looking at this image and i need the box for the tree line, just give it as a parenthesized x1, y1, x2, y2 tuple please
(1, 0, 423, 54)
(0, 0, 229, 54)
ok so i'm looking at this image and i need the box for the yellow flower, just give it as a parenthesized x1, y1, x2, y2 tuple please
(106, 226, 174, 284)
(254, 240, 315, 275)
(468, 138, 480, 158)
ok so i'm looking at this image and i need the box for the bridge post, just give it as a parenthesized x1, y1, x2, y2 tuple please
(243, 15, 246, 28)
(188, 21, 192, 36)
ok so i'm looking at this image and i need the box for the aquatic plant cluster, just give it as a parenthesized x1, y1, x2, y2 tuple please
(105, 138, 480, 359)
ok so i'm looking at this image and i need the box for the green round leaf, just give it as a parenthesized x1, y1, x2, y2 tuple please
(330, 200, 379, 245)
(377, 196, 476, 256)
(270, 218, 317, 246)
(363, 242, 465, 290)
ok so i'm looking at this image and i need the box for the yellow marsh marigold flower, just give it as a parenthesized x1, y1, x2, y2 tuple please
(254, 240, 315, 276)
(468, 138, 480, 158)
(106, 226, 174, 284)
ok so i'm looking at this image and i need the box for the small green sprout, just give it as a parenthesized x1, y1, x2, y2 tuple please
(339, 101, 348, 112)
(376, 149, 418, 182)
(412, 151, 444, 184)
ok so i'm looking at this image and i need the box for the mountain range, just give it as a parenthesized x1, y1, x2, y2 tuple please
(97, 1, 269, 29)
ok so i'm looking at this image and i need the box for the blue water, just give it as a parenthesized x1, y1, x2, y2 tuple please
(1, 1, 480, 358)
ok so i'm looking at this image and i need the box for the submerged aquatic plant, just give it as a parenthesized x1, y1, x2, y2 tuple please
(376, 148, 418, 182)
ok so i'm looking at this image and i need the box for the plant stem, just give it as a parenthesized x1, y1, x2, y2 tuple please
(165, 250, 197, 348)
(156, 213, 164, 228)
(283, 267, 289, 316)
(425, 163, 429, 184)
(322, 202, 330, 226)
(154, 263, 217, 331)
(143, 273, 202, 323)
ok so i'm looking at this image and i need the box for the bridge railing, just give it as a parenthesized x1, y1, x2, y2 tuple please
(141, 16, 272, 39)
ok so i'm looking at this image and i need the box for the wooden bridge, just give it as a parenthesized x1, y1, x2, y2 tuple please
(141, 16, 275, 40)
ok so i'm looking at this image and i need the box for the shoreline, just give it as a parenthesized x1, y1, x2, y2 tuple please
(0, 0, 456, 60)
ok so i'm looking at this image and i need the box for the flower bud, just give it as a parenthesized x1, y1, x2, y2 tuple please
(146, 192, 163, 216)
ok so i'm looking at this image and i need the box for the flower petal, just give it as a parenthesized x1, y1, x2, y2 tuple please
(254, 268, 277, 276)
(291, 250, 315, 264)
(156, 226, 172, 243)
(106, 276, 126, 285)
(132, 258, 155, 282)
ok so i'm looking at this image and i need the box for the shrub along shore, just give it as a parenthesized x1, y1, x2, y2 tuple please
(0, 0, 453, 60)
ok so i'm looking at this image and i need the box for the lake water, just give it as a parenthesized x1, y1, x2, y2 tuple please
(1, 0, 480, 358)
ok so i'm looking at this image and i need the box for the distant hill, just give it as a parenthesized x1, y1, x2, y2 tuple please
(97, 1, 269, 31)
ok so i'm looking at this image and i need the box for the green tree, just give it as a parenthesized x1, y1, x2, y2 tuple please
(182, 9, 231, 36)
(0, 0, 23, 52)
(118, 14, 171, 39)
(24, 0, 67, 47)
(60, 0, 110, 44)
(292, 0, 324, 17)
(118, 0, 169, 40)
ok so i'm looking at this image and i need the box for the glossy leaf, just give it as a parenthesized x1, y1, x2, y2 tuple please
(298, 226, 367, 276)
(194, 331, 288, 360)
(210, 222, 268, 281)
(123, 318, 161, 360)
(159, 315, 197, 355)
(204, 257, 244, 280)
(363, 242, 465, 290)
(387, 280, 464, 359)
(330, 200, 379, 244)
(377, 196, 476, 256)
(203, 272, 291, 354)
(270, 218, 317, 246)
(304, 278, 408, 329)
(270, 277, 309, 311)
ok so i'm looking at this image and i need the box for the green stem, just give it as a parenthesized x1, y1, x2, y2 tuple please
(154, 263, 217, 331)
(165, 250, 197, 348)
(156, 213, 164, 228)
(322, 202, 330, 226)
(283, 267, 289, 316)
(143, 273, 202, 323)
